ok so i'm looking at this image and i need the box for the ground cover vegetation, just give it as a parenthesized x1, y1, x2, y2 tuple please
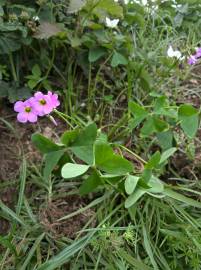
(1, 0, 201, 269)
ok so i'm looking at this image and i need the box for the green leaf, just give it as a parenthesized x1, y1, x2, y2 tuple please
(164, 188, 201, 208)
(125, 188, 145, 208)
(157, 130, 174, 150)
(79, 171, 102, 195)
(153, 117, 169, 132)
(0, 80, 8, 97)
(67, 0, 87, 13)
(44, 150, 66, 180)
(145, 151, 161, 169)
(111, 51, 128, 67)
(141, 116, 156, 136)
(20, 233, 45, 270)
(88, 47, 106, 62)
(92, 0, 123, 18)
(34, 22, 61, 39)
(95, 143, 133, 175)
(61, 129, 79, 146)
(32, 134, 62, 153)
(148, 176, 164, 193)
(27, 79, 38, 89)
(125, 175, 139, 195)
(159, 147, 177, 164)
(178, 104, 199, 138)
(129, 101, 148, 128)
(61, 163, 90, 179)
(32, 64, 41, 77)
(153, 96, 168, 114)
(70, 123, 97, 165)
(8, 85, 31, 103)
(178, 104, 198, 117)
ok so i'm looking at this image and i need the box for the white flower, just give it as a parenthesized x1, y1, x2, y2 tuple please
(105, 17, 119, 28)
(33, 16, 40, 21)
(167, 46, 184, 60)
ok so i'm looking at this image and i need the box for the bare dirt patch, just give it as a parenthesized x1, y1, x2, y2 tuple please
(39, 196, 96, 238)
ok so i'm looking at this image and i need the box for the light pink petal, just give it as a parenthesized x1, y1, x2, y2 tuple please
(43, 105, 53, 114)
(27, 112, 38, 123)
(17, 112, 28, 123)
(34, 91, 44, 99)
(14, 101, 24, 112)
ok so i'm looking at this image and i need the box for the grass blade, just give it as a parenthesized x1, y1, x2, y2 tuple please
(16, 157, 27, 216)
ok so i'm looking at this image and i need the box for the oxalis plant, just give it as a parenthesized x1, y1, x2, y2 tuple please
(31, 120, 201, 210)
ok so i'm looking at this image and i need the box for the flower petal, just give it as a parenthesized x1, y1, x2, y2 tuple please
(17, 112, 28, 123)
(14, 101, 24, 112)
(27, 112, 38, 123)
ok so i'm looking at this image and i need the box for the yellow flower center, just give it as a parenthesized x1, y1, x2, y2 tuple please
(25, 107, 31, 113)
(39, 99, 46, 105)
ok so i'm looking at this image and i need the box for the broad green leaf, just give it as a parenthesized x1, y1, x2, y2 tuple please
(111, 51, 128, 67)
(148, 176, 164, 193)
(125, 175, 139, 195)
(125, 188, 145, 208)
(157, 130, 173, 150)
(153, 117, 169, 132)
(61, 129, 79, 146)
(178, 104, 198, 117)
(32, 64, 41, 77)
(32, 134, 62, 153)
(70, 123, 97, 165)
(141, 116, 156, 136)
(92, 0, 123, 18)
(95, 143, 133, 175)
(125, 12, 145, 27)
(61, 163, 90, 179)
(178, 104, 199, 138)
(8, 85, 31, 102)
(79, 171, 102, 195)
(145, 151, 161, 169)
(27, 79, 38, 89)
(153, 96, 168, 114)
(67, 0, 86, 13)
(34, 22, 61, 39)
(88, 47, 106, 62)
(159, 147, 177, 164)
(44, 150, 66, 180)
(129, 101, 148, 128)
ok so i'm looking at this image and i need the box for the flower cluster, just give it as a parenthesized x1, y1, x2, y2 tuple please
(167, 46, 184, 60)
(188, 48, 201, 65)
(14, 91, 60, 123)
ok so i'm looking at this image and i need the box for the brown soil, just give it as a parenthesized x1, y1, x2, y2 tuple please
(0, 103, 96, 238)
(39, 195, 96, 238)
(0, 103, 67, 234)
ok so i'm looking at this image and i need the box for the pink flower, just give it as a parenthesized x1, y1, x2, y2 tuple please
(32, 91, 53, 116)
(188, 47, 201, 65)
(47, 91, 60, 109)
(188, 55, 197, 65)
(14, 99, 38, 123)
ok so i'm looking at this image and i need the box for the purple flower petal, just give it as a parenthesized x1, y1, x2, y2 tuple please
(34, 91, 44, 99)
(17, 112, 28, 123)
(27, 112, 38, 123)
(14, 101, 25, 112)
(188, 56, 197, 65)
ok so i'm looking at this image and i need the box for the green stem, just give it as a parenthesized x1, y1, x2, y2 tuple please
(9, 52, 17, 82)
(120, 145, 147, 165)
(108, 113, 129, 140)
